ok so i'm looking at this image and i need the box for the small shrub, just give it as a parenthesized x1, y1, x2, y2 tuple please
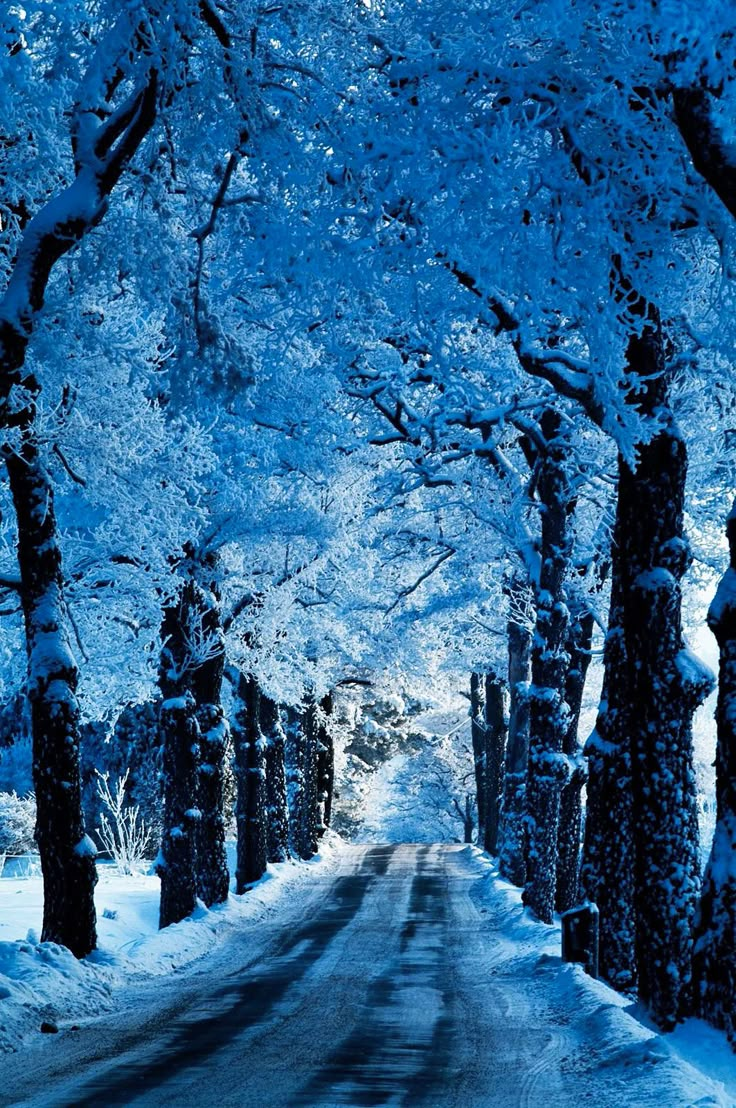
(0, 791, 37, 856)
(95, 770, 152, 875)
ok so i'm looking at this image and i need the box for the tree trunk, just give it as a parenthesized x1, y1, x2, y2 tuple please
(298, 695, 321, 859)
(158, 691, 200, 928)
(580, 316, 713, 1025)
(157, 581, 204, 928)
(499, 601, 532, 888)
(5, 438, 97, 956)
(579, 509, 636, 988)
(470, 673, 487, 844)
(555, 606, 594, 914)
(316, 692, 335, 838)
(196, 702, 230, 906)
(260, 692, 289, 863)
(232, 672, 267, 892)
(693, 501, 736, 1046)
(523, 409, 572, 924)
(189, 557, 229, 908)
(483, 672, 507, 856)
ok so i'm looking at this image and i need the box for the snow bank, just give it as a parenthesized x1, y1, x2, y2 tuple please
(464, 847, 736, 1107)
(0, 835, 342, 1055)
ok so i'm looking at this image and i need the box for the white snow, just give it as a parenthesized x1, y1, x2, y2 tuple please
(0, 838, 341, 1056)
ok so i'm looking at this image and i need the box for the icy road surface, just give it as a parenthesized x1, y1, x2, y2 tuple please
(0, 844, 728, 1107)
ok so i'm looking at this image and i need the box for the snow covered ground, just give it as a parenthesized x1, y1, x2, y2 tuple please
(0, 837, 342, 1057)
(0, 842, 734, 1107)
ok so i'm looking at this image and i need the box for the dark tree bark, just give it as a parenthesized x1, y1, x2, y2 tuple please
(523, 409, 573, 924)
(453, 795, 476, 843)
(297, 695, 321, 859)
(555, 604, 594, 914)
(579, 495, 637, 989)
(285, 706, 305, 859)
(316, 692, 335, 838)
(483, 672, 507, 856)
(580, 312, 713, 1025)
(232, 671, 267, 892)
(6, 441, 97, 957)
(196, 701, 229, 906)
(692, 502, 736, 1046)
(260, 692, 289, 863)
(499, 597, 532, 888)
(157, 582, 203, 928)
(157, 691, 200, 929)
(470, 673, 487, 844)
(187, 554, 229, 909)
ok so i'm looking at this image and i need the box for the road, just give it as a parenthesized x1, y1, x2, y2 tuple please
(0, 844, 725, 1107)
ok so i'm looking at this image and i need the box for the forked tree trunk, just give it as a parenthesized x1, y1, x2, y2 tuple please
(499, 604, 532, 888)
(470, 673, 487, 844)
(555, 605, 594, 914)
(523, 409, 572, 924)
(693, 501, 736, 1046)
(260, 692, 289, 863)
(232, 671, 267, 891)
(483, 672, 507, 856)
(6, 438, 97, 956)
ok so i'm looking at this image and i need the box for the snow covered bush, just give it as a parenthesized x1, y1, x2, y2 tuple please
(96, 771, 152, 875)
(0, 791, 37, 857)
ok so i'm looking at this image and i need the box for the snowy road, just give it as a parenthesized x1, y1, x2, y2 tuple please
(0, 844, 728, 1107)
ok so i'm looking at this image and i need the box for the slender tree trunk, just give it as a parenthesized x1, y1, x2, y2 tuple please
(5, 437, 97, 956)
(483, 672, 507, 856)
(316, 693, 335, 837)
(232, 671, 267, 891)
(499, 599, 532, 888)
(693, 501, 736, 1046)
(555, 606, 594, 914)
(470, 673, 487, 844)
(523, 409, 572, 924)
(260, 692, 289, 863)
(580, 316, 713, 1025)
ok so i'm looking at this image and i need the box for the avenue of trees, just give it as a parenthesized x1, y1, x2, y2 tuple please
(1, 0, 735, 1048)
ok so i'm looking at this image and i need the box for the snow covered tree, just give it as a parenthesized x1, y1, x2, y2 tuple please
(0, 5, 160, 956)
